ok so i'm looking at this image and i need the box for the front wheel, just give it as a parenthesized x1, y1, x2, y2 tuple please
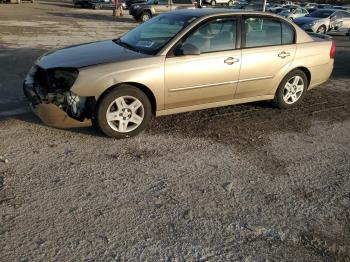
(273, 70, 308, 109)
(210, 0, 216, 5)
(96, 85, 153, 138)
(140, 12, 151, 23)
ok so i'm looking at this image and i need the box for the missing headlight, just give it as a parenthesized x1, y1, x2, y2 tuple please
(49, 68, 79, 91)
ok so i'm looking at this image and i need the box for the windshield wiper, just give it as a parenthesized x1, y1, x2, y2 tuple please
(114, 39, 140, 53)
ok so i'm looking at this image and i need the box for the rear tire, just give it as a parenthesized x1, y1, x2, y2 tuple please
(273, 69, 308, 109)
(316, 25, 327, 34)
(96, 85, 152, 139)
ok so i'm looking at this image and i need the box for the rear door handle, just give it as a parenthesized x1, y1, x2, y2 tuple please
(224, 57, 240, 65)
(278, 51, 291, 59)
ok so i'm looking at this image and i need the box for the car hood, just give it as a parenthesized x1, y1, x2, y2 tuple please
(36, 40, 148, 70)
(294, 16, 321, 25)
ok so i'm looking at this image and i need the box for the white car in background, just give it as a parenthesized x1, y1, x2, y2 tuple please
(294, 9, 350, 35)
(278, 7, 309, 21)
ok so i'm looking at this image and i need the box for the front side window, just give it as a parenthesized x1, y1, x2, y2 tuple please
(244, 17, 294, 48)
(183, 19, 237, 53)
(119, 14, 194, 55)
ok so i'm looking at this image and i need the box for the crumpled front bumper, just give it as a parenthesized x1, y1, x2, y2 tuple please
(23, 82, 91, 128)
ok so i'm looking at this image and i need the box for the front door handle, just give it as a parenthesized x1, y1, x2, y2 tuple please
(224, 57, 240, 65)
(278, 51, 291, 59)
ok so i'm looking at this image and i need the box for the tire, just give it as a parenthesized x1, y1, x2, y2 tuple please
(228, 0, 233, 6)
(316, 25, 326, 34)
(96, 85, 153, 139)
(210, 0, 216, 5)
(273, 69, 308, 109)
(347, 28, 350, 36)
(140, 11, 151, 23)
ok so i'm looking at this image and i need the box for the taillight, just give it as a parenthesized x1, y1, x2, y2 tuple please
(330, 40, 336, 59)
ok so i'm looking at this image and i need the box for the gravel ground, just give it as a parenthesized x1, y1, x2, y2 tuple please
(0, 1, 350, 261)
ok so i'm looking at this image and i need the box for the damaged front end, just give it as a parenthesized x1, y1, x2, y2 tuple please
(23, 65, 92, 128)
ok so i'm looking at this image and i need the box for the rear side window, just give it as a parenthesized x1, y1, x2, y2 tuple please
(244, 17, 295, 48)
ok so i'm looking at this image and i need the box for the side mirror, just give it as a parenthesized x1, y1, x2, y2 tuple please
(174, 43, 200, 56)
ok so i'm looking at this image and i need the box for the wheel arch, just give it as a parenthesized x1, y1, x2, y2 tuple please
(294, 66, 311, 88)
(95, 82, 157, 116)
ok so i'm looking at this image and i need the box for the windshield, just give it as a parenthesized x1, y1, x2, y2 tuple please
(118, 14, 194, 55)
(308, 9, 335, 18)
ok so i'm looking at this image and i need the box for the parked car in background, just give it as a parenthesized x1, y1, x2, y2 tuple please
(125, 0, 147, 9)
(201, 0, 236, 6)
(269, 7, 284, 13)
(333, 6, 350, 12)
(91, 0, 126, 9)
(278, 7, 308, 20)
(23, 10, 335, 138)
(300, 2, 317, 9)
(317, 4, 332, 9)
(241, 3, 263, 11)
(73, 0, 92, 8)
(267, 3, 283, 13)
(294, 9, 350, 35)
(129, 0, 195, 22)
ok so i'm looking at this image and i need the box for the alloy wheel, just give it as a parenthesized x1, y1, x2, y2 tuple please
(106, 96, 145, 133)
(283, 76, 304, 104)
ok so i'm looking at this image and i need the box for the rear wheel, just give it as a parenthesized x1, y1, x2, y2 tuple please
(210, 0, 216, 5)
(316, 25, 327, 34)
(273, 69, 308, 109)
(96, 85, 152, 138)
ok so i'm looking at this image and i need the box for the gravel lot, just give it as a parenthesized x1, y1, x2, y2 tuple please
(0, 1, 350, 261)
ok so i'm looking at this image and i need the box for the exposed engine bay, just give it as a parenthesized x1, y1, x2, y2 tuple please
(23, 65, 93, 127)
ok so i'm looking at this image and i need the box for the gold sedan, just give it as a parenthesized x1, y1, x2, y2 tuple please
(24, 9, 335, 138)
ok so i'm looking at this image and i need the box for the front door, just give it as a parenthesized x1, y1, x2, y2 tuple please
(164, 17, 241, 109)
(235, 16, 296, 99)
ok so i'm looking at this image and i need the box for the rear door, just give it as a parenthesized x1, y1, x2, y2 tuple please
(234, 16, 296, 99)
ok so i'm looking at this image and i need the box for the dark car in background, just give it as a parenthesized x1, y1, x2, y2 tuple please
(74, 0, 126, 9)
(125, 0, 147, 9)
(129, 0, 195, 22)
(91, 0, 126, 9)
